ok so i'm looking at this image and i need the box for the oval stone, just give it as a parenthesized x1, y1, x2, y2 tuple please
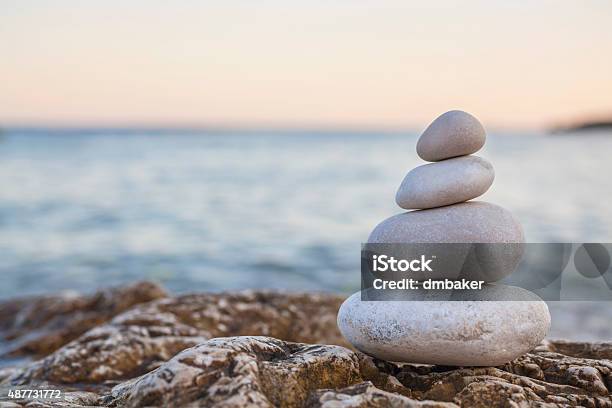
(396, 155, 494, 210)
(368, 202, 524, 282)
(369, 201, 523, 243)
(337, 287, 550, 366)
(417, 110, 486, 162)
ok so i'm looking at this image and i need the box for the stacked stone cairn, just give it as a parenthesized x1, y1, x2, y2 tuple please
(338, 110, 551, 366)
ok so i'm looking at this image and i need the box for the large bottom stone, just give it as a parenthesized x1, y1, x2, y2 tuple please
(337, 287, 551, 366)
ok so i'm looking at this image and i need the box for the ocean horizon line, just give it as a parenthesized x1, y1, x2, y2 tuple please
(0, 123, 410, 136)
(0, 123, 544, 137)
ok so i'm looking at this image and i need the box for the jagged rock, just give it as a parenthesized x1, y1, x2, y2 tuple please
(547, 339, 612, 360)
(102, 336, 612, 407)
(306, 382, 458, 407)
(1, 286, 611, 407)
(8, 320, 206, 385)
(104, 336, 362, 407)
(6, 290, 347, 384)
(389, 340, 612, 407)
(0, 281, 167, 358)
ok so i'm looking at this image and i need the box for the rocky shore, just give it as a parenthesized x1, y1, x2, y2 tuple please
(1, 281, 611, 407)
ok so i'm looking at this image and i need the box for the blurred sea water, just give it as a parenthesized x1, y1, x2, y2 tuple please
(0, 128, 611, 339)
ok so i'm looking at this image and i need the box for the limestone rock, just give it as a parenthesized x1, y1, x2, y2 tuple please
(105, 336, 363, 408)
(394, 341, 612, 406)
(547, 339, 612, 360)
(416, 110, 486, 162)
(395, 156, 494, 210)
(306, 381, 458, 407)
(1, 285, 611, 407)
(0, 281, 167, 358)
(11, 336, 609, 407)
(6, 290, 347, 384)
(337, 289, 551, 366)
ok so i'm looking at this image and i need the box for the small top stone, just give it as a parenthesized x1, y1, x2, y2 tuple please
(417, 110, 486, 161)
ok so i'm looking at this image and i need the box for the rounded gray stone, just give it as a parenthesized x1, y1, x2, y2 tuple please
(367, 202, 524, 282)
(417, 110, 486, 162)
(396, 155, 494, 210)
(337, 287, 551, 366)
(369, 201, 523, 244)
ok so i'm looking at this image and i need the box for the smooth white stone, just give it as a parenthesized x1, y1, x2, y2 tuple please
(396, 156, 494, 210)
(417, 110, 486, 162)
(337, 287, 551, 366)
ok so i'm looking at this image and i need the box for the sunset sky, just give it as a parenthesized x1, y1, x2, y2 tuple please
(1, 1, 612, 129)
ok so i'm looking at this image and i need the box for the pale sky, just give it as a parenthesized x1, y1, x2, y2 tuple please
(1, 1, 612, 129)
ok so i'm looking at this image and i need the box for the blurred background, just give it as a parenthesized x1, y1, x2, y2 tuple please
(1, 1, 612, 340)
